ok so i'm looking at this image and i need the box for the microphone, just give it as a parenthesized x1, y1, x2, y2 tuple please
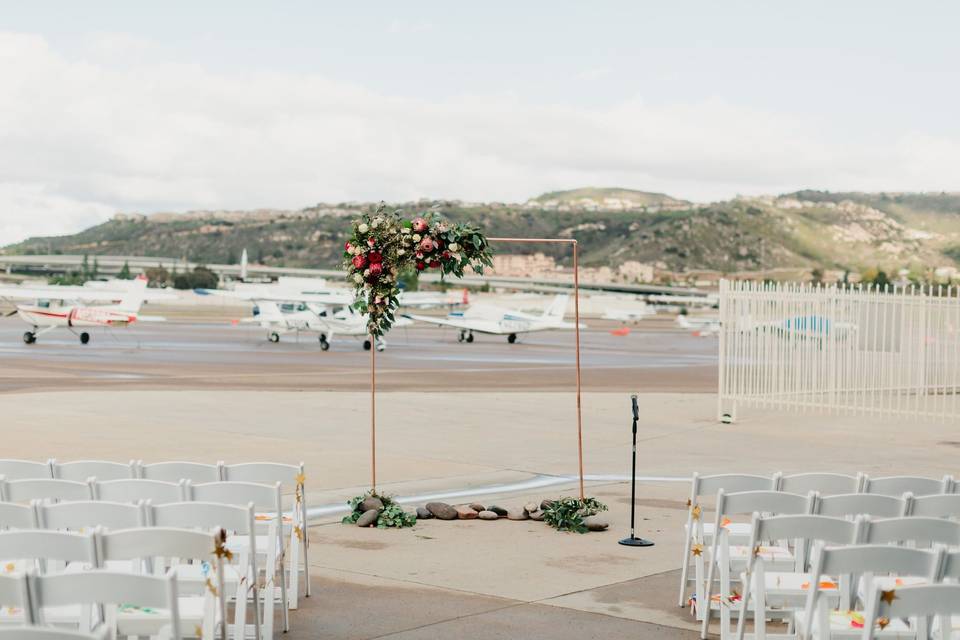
(631, 394, 639, 421)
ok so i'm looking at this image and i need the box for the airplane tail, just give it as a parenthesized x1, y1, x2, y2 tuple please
(240, 248, 248, 281)
(117, 276, 148, 313)
(542, 294, 569, 320)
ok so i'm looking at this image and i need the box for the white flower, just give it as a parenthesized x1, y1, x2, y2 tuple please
(358, 223, 369, 233)
(451, 253, 461, 261)
(412, 234, 421, 242)
(401, 227, 411, 234)
(371, 219, 380, 228)
(397, 249, 405, 256)
(449, 242, 459, 251)
(364, 268, 370, 276)
(353, 274, 363, 283)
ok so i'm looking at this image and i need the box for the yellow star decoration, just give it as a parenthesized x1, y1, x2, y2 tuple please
(752, 545, 762, 558)
(294, 525, 304, 542)
(691, 504, 702, 520)
(691, 543, 704, 557)
(194, 625, 204, 638)
(205, 578, 218, 597)
(214, 530, 234, 561)
(686, 499, 692, 507)
(877, 617, 890, 630)
(880, 589, 897, 606)
(295, 473, 306, 486)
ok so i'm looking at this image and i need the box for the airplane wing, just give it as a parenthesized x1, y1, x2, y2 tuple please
(0, 285, 131, 302)
(403, 313, 505, 335)
(134, 315, 167, 322)
(196, 288, 354, 306)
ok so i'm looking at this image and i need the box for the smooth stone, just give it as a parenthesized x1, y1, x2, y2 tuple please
(426, 502, 458, 520)
(529, 510, 545, 521)
(416, 506, 433, 519)
(506, 508, 529, 521)
(360, 497, 384, 512)
(582, 515, 609, 531)
(540, 499, 555, 511)
(488, 505, 508, 517)
(478, 510, 499, 520)
(468, 502, 486, 512)
(524, 502, 540, 515)
(455, 505, 479, 519)
(356, 509, 379, 527)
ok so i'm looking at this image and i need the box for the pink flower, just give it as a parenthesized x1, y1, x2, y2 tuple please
(344, 242, 352, 251)
(367, 238, 376, 247)
(412, 217, 428, 233)
(420, 237, 434, 252)
(352, 255, 367, 269)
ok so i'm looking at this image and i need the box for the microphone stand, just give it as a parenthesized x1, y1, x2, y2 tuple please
(619, 394, 654, 547)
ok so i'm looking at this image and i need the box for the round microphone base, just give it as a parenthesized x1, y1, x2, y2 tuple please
(618, 536, 655, 547)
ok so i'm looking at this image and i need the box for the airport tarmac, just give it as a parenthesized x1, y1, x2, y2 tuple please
(0, 316, 717, 393)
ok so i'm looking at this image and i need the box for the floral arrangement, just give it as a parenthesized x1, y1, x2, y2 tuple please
(343, 207, 493, 337)
(542, 497, 608, 533)
(342, 490, 416, 529)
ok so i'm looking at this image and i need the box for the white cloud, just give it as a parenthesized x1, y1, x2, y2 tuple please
(0, 31, 957, 246)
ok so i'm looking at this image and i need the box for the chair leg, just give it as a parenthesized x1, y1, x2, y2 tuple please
(679, 522, 694, 607)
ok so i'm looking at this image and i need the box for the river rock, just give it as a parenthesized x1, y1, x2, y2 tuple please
(529, 510, 545, 521)
(360, 497, 384, 513)
(507, 508, 529, 521)
(416, 506, 433, 519)
(478, 510, 499, 520)
(488, 505, 508, 516)
(456, 505, 479, 519)
(356, 509, 379, 527)
(540, 499, 555, 511)
(426, 502, 458, 520)
(524, 502, 540, 515)
(468, 502, 486, 512)
(583, 515, 609, 531)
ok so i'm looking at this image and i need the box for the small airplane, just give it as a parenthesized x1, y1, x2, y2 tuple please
(676, 314, 721, 336)
(0, 275, 171, 345)
(245, 300, 410, 351)
(405, 294, 583, 343)
(601, 305, 655, 324)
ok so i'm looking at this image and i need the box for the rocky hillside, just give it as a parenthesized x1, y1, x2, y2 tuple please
(4, 189, 960, 275)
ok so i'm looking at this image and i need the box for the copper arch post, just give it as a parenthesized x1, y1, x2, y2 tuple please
(369, 237, 585, 500)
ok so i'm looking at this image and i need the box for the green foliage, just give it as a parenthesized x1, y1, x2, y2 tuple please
(543, 497, 608, 534)
(117, 261, 132, 279)
(172, 266, 219, 290)
(341, 490, 416, 529)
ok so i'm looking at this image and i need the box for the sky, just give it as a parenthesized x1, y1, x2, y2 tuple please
(1, 1, 958, 245)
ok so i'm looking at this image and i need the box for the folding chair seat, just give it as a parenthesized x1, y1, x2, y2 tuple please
(51, 461, 136, 482)
(0, 461, 52, 481)
(138, 463, 221, 484)
(188, 482, 287, 637)
(862, 475, 952, 498)
(679, 473, 779, 609)
(700, 490, 815, 636)
(735, 514, 862, 640)
(0, 480, 92, 504)
(0, 572, 33, 626)
(97, 528, 225, 640)
(28, 570, 181, 640)
(221, 462, 310, 606)
(796, 544, 943, 640)
(151, 502, 260, 640)
(92, 480, 184, 505)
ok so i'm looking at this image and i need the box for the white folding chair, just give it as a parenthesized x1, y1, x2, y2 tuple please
(28, 570, 181, 640)
(0, 505, 37, 531)
(98, 528, 225, 640)
(0, 628, 109, 640)
(863, 476, 952, 498)
(798, 544, 943, 640)
(910, 494, 960, 519)
(92, 480, 185, 505)
(816, 494, 911, 519)
(51, 461, 136, 483)
(0, 480, 92, 504)
(188, 483, 288, 637)
(701, 490, 815, 638)
(779, 474, 864, 496)
(221, 462, 309, 606)
(38, 502, 145, 532)
(151, 503, 261, 640)
(862, 583, 960, 640)
(0, 462, 52, 481)
(138, 463, 221, 484)
(736, 514, 862, 640)
(680, 473, 780, 609)
(861, 517, 960, 548)
(0, 573, 33, 626)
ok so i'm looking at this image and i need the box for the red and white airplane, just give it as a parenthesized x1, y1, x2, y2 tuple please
(0, 275, 172, 344)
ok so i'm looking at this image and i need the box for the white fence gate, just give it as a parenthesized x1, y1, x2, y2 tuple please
(718, 279, 960, 421)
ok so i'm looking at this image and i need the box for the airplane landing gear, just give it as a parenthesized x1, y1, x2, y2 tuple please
(458, 330, 466, 343)
(466, 332, 474, 343)
(319, 335, 330, 351)
(507, 333, 517, 344)
(79, 332, 90, 345)
(363, 339, 372, 351)
(269, 332, 280, 343)
(376, 338, 386, 352)
(23, 331, 36, 345)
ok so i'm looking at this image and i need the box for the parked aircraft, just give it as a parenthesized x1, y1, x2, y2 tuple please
(405, 294, 583, 343)
(601, 305, 655, 324)
(246, 300, 410, 350)
(676, 314, 721, 336)
(0, 276, 171, 344)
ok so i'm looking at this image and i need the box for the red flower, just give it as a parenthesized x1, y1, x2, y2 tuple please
(416, 261, 426, 271)
(442, 251, 451, 259)
(368, 251, 383, 264)
(412, 217, 428, 233)
(367, 238, 376, 247)
(429, 260, 440, 269)
(368, 262, 383, 277)
(435, 239, 444, 250)
(352, 255, 367, 269)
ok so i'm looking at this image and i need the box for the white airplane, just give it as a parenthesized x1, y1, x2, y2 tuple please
(602, 305, 656, 324)
(0, 275, 171, 344)
(405, 294, 583, 343)
(246, 300, 410, 351)
(676, 314, 721, 336)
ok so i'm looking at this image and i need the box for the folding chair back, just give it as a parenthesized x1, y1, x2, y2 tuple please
(0, 460, 52, 481)
(38, 501, 145, 531)
(93, 479, 184, 505)
(138, 462, 221, 484)
(0, 572, 33, 624)
(188, 482, 281, 513)
(151, 502, 254, 535)
(942, 550, 960, 580)
(817, 493, 910, 518)
(51, 460, 136, 482)
(220, 462, 302, 487)
(0, 504, 38, 530)
(778, 472, 862, 496)
(910, 493, 960, 518)
(862, 517, 960, 547)
(863, 475, 951, 497)
(1, 479, 92, 504)
(862, 583, 960, 640)
(0, 628, 109, 640)
(98, 527, 219, 566)
(0, 530, 97, 568)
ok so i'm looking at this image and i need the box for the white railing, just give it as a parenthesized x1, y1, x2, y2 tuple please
(718, 279, 960, 422)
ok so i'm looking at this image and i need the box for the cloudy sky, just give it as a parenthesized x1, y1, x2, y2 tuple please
(1, 1, 958, 245)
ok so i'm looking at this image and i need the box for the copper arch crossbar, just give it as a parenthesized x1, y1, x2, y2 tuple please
(370, 237, 585, 500)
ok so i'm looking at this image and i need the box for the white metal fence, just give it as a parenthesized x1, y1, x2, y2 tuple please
(718, 279, 960, 421)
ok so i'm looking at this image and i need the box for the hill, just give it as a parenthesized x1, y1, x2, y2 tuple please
(4, 190, 960, 278)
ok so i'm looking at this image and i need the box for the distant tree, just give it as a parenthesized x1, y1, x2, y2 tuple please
(226, 249, 237, 265)
(92, 258, 100, 279)
(144, 266, 170, 288)
(810, 268, 824, 285)
(173, 266, 219, 290)
(117, 261, 132, 279)
(80, 255, 91, 280)
(871, 269, 891, 289)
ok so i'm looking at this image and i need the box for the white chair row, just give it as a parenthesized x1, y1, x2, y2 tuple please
(679, 472, 957, 610)
(0, 628, 109, 640)
(0, 475, 308, 613)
